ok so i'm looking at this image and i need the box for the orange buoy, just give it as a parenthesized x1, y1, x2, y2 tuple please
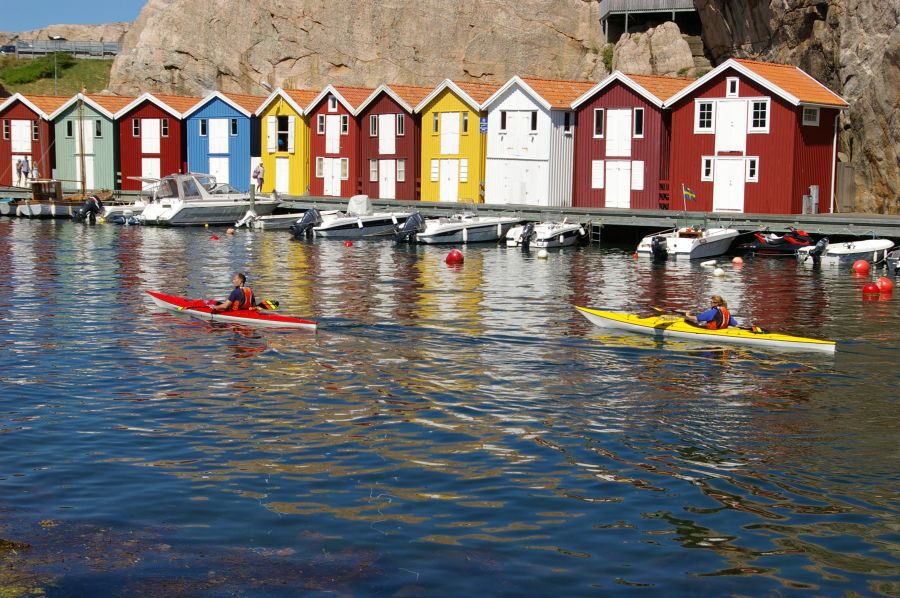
(862, 282, 880, 300)
(445, 249, 464, 265)
(632, 252, 638, 259)
(344, 240, 353, 247)
(210, 235, 219, 240)
(732, 256, 743, 265)
(852, 259, 870, 274)
(877, 276, 894, 292)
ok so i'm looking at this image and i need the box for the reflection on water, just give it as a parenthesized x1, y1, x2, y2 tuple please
(1, 219, 898, 596)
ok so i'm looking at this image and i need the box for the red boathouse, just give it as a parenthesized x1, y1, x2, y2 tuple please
(0, 94, 68, 186)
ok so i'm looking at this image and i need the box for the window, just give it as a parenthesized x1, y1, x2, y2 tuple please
(695, 101, 714, 132)
(430, 159, 438, 182)
(315, 157, 324, 178)
(802, 107, 820, 126)
(726, 77, 739, 98)
(66, 120, 73, 138)
(701, 157, 714, 181)
(593, 108, 604, 137)
(1, 119, 8, 140)
(530, 111, 538, 132)
(499, 111, 507, 132)
(633, 108, 644, 138)
(132, 118, 140, 137)
(459, 158, 468, 183)
(340, 158, 349, 180)
(162, 118, 169, 137)
(340, 115, 349, 135)
(32, 121, 39, 140)
(746, 157, 759, 182)
(199, 119, 207, 136)
(230, 118, 238, 136)
(370, 114, 378, 137)
(276, 115, 289, 150)
(369, 159, 378, 182)
(432, 113, 439, 133)
(94, 120, 102, 138)
(317, 114, 325, 134)
(750, 100, 769, 132)
(397, 159, 406, 182)
(396, 114, 405, 136)
(328, 96, 338, 112)
(563, 112, 572, 134)
(462, 112, 468, 133)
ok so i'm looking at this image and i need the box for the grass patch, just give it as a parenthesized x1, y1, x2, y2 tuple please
(602, 44, 615, 72)
(0, 55, 112, 95)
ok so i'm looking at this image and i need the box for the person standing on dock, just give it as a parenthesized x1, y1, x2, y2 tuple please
(20, 157, 30, 185)
(15, 159, 23, 186)
(255, 163, 265, 193)
(210, 273, 256, 312)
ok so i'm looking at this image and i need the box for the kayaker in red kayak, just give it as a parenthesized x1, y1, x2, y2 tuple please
(210, 273, 256, 312)
(684, 295, 738, 330)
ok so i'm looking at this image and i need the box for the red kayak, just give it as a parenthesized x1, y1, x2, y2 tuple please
(146, 290, 317, 331)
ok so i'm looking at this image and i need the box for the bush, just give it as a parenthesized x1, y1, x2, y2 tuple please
(602, 44, 615, 72)
(0, 53, 75, 85)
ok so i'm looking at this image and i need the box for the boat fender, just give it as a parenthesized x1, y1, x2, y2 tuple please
(701, 260, 716, 267)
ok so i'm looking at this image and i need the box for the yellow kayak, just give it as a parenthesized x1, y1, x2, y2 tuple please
(576, 306, 836, 353)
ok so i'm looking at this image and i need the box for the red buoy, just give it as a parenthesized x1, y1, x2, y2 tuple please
(344, 240, 353, 247)
(210, 235, 220, 240)
(862, 282, 880, 300)
(445, 249, 464, 265)
(632, 252, 638, 259)
(852, 259, 870, 274)
(877, 276, 894, 293)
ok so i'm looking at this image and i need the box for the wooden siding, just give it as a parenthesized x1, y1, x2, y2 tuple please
(0, 101, 54, 186)
(186, 98, 254, 192)
(572, 79, 668, 209)
(357, 91, 421, 201)
(793, 107, 839, 213)
(53, 102, 118, 192)
(258, 97, 309, 196)
(307, 93, 360, 198)
(118, 101, 185, 191)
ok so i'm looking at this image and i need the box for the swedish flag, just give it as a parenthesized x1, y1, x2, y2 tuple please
(682, 184, 697, 202)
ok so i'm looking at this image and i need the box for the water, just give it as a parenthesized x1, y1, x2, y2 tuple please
(1, 218, 898, 596)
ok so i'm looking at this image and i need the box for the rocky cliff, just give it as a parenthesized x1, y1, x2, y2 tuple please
(3, 23, 130, 44)
(696, 0, 898, 213)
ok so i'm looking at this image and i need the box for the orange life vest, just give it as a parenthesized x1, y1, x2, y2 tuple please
(231, 287, 254, 311)
(706, 306, 731, 330)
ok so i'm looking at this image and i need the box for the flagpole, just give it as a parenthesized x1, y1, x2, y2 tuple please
(682, 183, 687, 212)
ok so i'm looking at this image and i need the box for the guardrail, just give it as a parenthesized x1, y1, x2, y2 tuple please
(599, 0, 695, 19)
(8, 40, 123, 59)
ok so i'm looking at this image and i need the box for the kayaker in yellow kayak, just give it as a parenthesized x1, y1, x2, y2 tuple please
(210, 272, 256, 312)
(684, 295, 738, 330)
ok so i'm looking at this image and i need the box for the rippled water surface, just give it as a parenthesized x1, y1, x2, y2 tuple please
(1, 218, 898, 596)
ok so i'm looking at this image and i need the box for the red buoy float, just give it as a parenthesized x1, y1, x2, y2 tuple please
(210, 235, 219, 240)
(445, 249, 464, 265)
(877, 276, 894, 293)
(344, 240, 353, 247)
(862, 282, 880, 300)
(852, 259, 870, 274)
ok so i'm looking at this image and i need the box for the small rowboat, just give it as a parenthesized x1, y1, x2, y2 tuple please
(146, 291, 317, 331)
(575, 306, 835, 353)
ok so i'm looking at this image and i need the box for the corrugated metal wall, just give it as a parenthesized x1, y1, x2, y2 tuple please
(793, 107, 839, 214)
(53, 102, 118, 192)
(186, 98, 253, 192)
(307, 94, 359, 198)
(357, 92, 420, 201)
(118, 102, 184, 191)
(548, 110, 575, 207)
(0, 102, 54, 186)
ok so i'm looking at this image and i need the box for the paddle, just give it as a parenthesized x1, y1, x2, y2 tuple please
(178, 299, 279, 311)
(649, 306, 768, 334)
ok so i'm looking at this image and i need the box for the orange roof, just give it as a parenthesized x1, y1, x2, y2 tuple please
(453, 80, 502, 104)
(332, 85, 376, 110)
(520, 77, 595, 108)
(282, 89, 319, 109)
(86, 94, 138, 114)
(627, 74, 694, 102)
(221, 92, 266, 114)
(20, 94, 70, 116)
(151, 94, 203, 114)
(386, 84, 435, 109)
(733, 59, 847, 107)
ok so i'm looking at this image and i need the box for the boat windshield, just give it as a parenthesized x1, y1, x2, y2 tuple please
(181, 177, 202, 198)
(154, 178, 180, 199)
(207, 183, 241, 195)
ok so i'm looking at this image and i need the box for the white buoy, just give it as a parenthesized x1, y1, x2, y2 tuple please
(701, 260, 716, 267)
(538, 249, 549, 259)
(713, 267, 725, 277)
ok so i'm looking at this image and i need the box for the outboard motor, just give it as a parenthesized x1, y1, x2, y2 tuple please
(806, 236, 829, 265)
(289, 208, 322, 239)
(519, 221, 536, 250)
(394, 212, 425, 243)
(650, 235, 668, 261)
(72, 194, 102, 223)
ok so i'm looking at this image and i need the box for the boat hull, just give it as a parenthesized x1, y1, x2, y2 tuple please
(636, 228, 739, 260)
(576, 306, 835, 353)
(416, 217, 520, 244)
(314, 213, 411, 238)
(139, 201, 279, 226)
(797, 239, 894, 265)
(506, 223, 586, 248)
(146, 290, 316, 330)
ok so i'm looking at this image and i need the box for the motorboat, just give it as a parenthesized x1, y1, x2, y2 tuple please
(290, 195, 410, 239)
(136, 173, 279, 226)
(887, 249, 900, 277)
(797, 237, 895, 265)
(506, 220, 588, 249)
(395, 210, 521, 244)
(735, 226, 814, 256)
(636, 226, 740, 260)
(101, 176, 153, 222)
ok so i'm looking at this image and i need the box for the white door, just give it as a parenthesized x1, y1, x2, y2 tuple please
(11, 120, 31, 153)
(141, 118, 160, 154)
(606, 109, 632, 157)
(75, 155, 95, 190)
(74, 120, 94, 155)
(275, 157, 290, 193)
(713, 158, 745, 212)
(208, 118, 229, 154)
(440, 112, 460, 155)
(325, 115, 340, 154)
(715, 100, 748, 153)
(439, 159, 459, 202)
(605, 160, 632, 208)
(379, 159, 396, 199)
(209, 156, 229, 185)
(322, 158, 342, 196)
(141, 157, 160, 188)
(378, 114, 396, 155)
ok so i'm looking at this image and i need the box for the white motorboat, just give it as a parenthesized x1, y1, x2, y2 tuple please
(797, 237, 895, 265)
(395, 210, 521, 244)
(136, 173, 279, 226)
(887, 249, 900, 277)
(506, 220, 587, 249)
(636, 226, 740, 260)
(290, 195, 410, 239)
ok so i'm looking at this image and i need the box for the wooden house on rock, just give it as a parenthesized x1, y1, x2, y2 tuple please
(256, 88, 319, 196)
(0, 93, 68, 186)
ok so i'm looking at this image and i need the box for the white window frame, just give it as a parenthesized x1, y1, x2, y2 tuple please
(317, 114, 325, 134)
(748, 99, 770, 133)
(701, 156, 714, 181)
(802, 106, 820, 126)
(32, 121, 39, 141)
(430, 159, 438, 182)
(340, 158, 349, 180)
(432, 113, 439, 133)
(593, 108, 604, 138)
(66, 120, 74, 138)
(1, 119, 8, 140)
(397, 159, 406, 182)
(726, 77, 739, 98)
(396, 114, 405, 136)
(199, 119, 207, 136)
(340, 115, 349, 135)
(499, 110, 507, 133)
(161, 118, 169, 138)
(315, 157, 324, 178)
(94, 119, 103, 138)
(529, 111, 538, 133)
(746, 157, 759, 182)
(229, 118, 238, 136)
(369, 159, 378, 182)
(132, 118, 140, 137)
(369, 114, 378, 137)
(695, 101, 715, 133)
(633, 107, 644, 138)
(563, 112, 572, 134)
(462, 112, 469, 134)
(328, 96, 338, 112)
